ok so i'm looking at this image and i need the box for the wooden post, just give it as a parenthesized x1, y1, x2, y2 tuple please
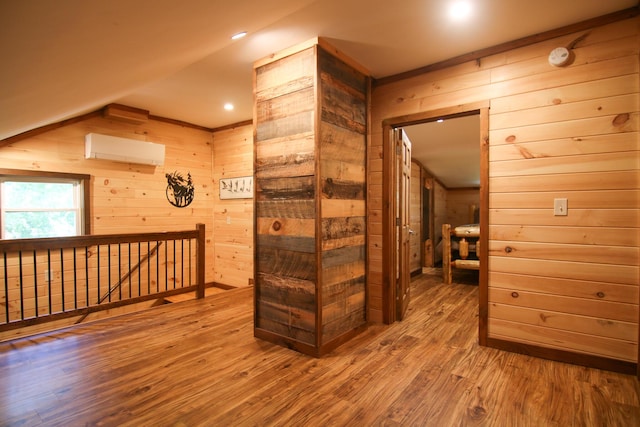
(424, 238, 433, 268)
(442, 223, 452, 284)
(196, 223, 206, 299)
(459, 238, 469, 260)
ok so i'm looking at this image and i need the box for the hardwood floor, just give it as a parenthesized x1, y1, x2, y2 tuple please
(1, 270, 638, 426)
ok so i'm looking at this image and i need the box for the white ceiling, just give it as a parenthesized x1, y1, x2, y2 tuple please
(1, 0, 636, 186)
(405, 115, 481, 188)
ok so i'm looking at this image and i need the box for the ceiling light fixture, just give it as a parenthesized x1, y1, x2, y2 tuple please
(448, 1, 473, 22)
(437, 119, 444, 123)
(224, 103, 234, 111)
(231, 31, 247, 40)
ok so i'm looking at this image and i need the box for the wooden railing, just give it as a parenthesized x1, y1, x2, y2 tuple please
(0, 224, 205, 331)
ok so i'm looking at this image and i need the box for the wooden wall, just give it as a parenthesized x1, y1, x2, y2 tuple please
(432, 180, 447, 265)
(0, 114, 217, 283)
(254, 46, 318, 347)
(254, 41, 367, 355)
(446, 188, 480, 226)
(318, 47, 368, 345)
(369, 17, 639, 364)
(409, 161, 422, 273)
(212, 124, 254, 288)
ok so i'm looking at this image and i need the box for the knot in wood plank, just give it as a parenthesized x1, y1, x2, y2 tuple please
(612, 113, 630, 126)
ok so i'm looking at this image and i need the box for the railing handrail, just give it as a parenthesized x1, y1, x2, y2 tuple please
(0, 224, 206, 332)
(0, 229, 200, 252)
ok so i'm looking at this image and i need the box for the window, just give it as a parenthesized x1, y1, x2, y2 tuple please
(0, 170, 90, 239)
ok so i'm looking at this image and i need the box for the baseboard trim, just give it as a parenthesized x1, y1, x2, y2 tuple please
(486, 337, 637, 376)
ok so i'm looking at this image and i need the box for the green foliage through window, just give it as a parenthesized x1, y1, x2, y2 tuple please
(1, 177, 83, 239)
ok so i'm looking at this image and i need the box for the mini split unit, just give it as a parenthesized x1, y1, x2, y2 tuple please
(85, 133, 165, 166)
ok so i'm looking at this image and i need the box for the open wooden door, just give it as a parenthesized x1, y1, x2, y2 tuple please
(395, 128, 412, 320)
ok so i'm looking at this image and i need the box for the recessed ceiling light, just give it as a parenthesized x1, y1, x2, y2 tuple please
(448, 1, 472, 22)
(224, 103, 234, 111)
(437, 119, 444, 123)
(231, 32, 247, 40)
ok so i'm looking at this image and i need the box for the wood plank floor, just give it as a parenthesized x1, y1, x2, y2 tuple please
(1, 270, 639, 426)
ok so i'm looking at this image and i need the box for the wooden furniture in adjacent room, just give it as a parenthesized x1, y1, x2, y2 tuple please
(442, 223, 480, 284)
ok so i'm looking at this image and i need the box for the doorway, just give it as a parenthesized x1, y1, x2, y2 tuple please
(404, 114, 481, 269)
(381, 102, 489, 345)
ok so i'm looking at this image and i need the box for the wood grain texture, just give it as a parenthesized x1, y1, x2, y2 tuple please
(212, 124, 254, 288)
(254, 42, 368, 354)
(254, 46, 320, 350)
(1, 273, 638, 426)
(0, 116, 216, 288)
(369, 15, 639, 366)
(447, 188, 480, 226)
(318, 45, 368, 347)
(409, 161, 422, 273)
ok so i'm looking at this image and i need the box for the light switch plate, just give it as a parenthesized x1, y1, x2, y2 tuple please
(554, 198, 568, 216)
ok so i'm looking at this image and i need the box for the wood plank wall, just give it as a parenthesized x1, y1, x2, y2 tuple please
(254, 42, 368, 354)
(0, 115, 217, 283)
(423, 175, 435, 268)
(410, 161, 422, 273)
(432, 180, 447, 265)
(254, 47, 318, 347)
(370, 17, 639, 364)
(318, 47, 367, 345)
(212, 125, 254, 287)
(447, 189, 480, 226)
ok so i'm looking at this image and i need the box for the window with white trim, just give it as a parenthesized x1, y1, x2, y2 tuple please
(0, 171, 90, 239)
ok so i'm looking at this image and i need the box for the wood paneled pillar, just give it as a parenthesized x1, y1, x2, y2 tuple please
(253, 39, 369, 356)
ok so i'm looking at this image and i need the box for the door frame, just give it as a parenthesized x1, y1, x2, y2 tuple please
(381, 101, 489, 344)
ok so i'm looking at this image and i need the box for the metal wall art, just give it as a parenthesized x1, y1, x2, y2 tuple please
(166, 171, 195, 208)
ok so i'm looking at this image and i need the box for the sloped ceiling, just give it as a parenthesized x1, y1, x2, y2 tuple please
(0, 0, 637, 187)
(405, 115, 481, 188)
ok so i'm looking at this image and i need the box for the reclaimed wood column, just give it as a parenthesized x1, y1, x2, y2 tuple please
(253, 38, 369, 356)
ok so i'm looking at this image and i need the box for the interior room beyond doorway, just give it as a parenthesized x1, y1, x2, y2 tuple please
(403, 113, 481, 273)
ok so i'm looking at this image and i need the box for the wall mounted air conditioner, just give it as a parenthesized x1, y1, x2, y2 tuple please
(85, 133, 165, 166)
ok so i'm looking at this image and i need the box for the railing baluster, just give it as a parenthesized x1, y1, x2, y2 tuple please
(128, 243, 132, 299)
(196, 223, 205, 299)
(73, 248, 78, 310)
(97, 245, 101, 304)
(156, 241, 160, 293)
(138, 242, 141, 297)
(108, 245, 112, 303)
(60, 248, 65, 313)
(117, 244, 122, 301)
(3, 253, 9, 323)
(188, 238, 192, 287)
(33, 251, 38, 317)
(181, 239, 184, 289)
(47, 250, 51, 315)
(85, 246, 89, 309)
(18, 251, 24, 320)
(147, 241, 151, 295)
